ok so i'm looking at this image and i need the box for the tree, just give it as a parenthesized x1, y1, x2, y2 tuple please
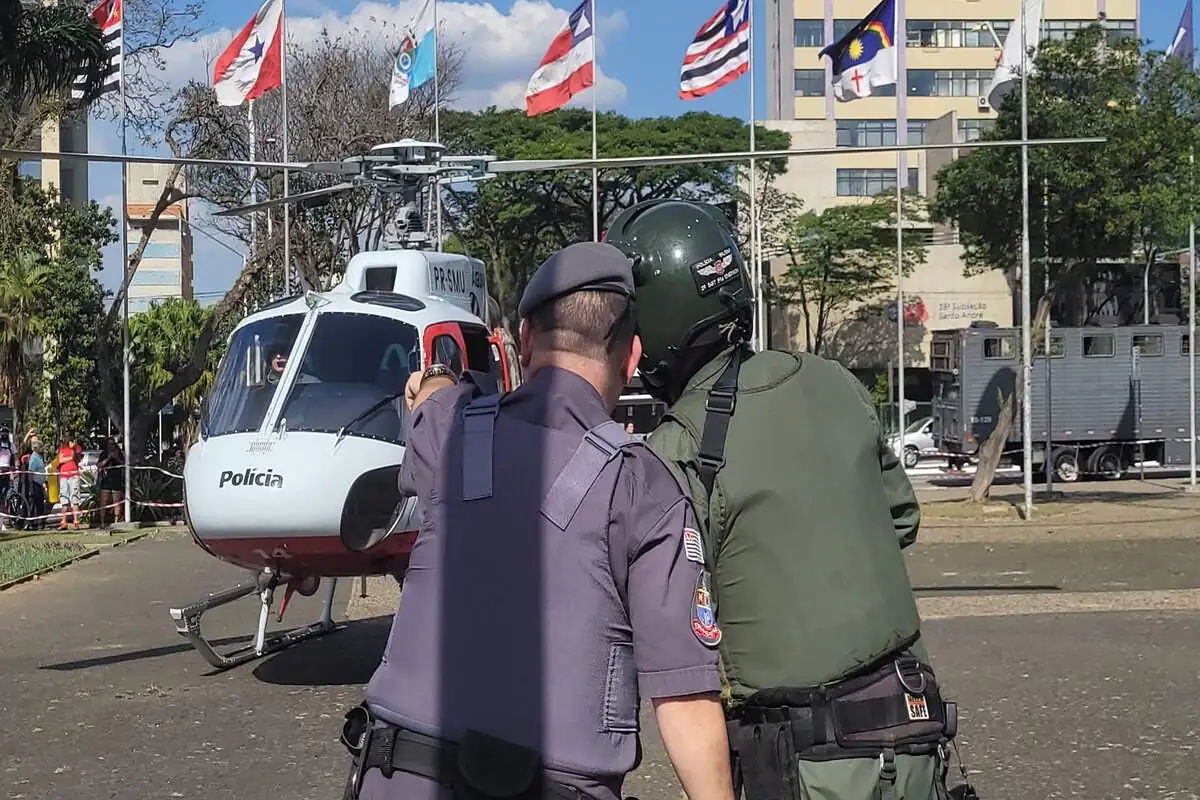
(773, 190, 927, 356)
(439, 108, 791, 332)
(129, 298, 220, 452)
(0, 0, 109, 149)
(930, 25, 1200, 501)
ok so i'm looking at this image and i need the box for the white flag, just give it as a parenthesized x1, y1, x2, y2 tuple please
(986, 0, 1044, 112)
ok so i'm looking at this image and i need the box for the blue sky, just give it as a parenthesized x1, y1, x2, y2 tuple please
(87, 0, 1186, 303)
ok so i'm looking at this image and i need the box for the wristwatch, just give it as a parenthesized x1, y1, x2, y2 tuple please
(419, 363, 459, 388)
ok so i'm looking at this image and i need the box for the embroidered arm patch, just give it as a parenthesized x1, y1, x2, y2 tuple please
(691, 570, 722, 647)
(683, 527, 705, 565)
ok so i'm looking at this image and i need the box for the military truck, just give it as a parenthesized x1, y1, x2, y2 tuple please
(930, 323, 1198, 481)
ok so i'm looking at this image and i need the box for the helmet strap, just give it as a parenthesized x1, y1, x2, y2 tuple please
(695, 347, 744, 498)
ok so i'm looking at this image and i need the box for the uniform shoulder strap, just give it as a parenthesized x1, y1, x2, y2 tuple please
(461, 393, 502, 501)
(696, 347, 745, 498)
(541, 420, 641, 531)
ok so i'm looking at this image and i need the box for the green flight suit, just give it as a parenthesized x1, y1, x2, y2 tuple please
(647, 345, 943, 800)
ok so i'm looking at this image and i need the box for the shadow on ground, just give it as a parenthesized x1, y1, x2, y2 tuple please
(252, 615, 390, 687)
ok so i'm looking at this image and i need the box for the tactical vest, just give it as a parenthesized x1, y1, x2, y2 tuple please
(661, 348, 923, 701)
(365, 391, 650, 782)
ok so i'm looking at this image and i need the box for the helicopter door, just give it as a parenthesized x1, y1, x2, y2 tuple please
(423, 322, 467, 374)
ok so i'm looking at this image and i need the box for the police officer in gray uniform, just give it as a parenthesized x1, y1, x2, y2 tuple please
(340, 242, 735, 800)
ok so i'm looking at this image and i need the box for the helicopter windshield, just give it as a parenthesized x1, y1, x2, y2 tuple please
(276, 312, 420, 441)
(205, 314, 305, 436)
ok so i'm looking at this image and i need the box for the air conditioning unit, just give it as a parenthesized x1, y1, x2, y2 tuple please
(976, 96, 991, 112)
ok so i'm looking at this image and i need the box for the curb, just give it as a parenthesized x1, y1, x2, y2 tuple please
(0, 546, 102, 592)
(107, 531, 153, 548)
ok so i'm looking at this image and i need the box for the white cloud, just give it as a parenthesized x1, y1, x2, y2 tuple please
(157, 0, 627, 114)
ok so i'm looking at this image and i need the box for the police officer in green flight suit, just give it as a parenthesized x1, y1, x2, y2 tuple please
(602, 199, 979, 800)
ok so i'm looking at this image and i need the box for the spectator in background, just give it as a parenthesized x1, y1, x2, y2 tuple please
(23, 437, 47, 530)
(56, 436, 83, 530)
(97, 438, 125, 528)
(0, 427, 14, 529)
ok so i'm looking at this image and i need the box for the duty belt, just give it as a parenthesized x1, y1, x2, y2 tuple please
(341, 704, 586, 800)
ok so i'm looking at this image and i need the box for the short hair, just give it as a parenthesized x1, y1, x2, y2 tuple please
(525, 290, 636, 362)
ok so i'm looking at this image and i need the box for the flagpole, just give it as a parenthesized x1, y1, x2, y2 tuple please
(248, 99, 257, 258)
(1189, 146, 1196, 488)
(895, 0, 906, 443)
(280, 0, 292, 297)
(120, 13, 131, 525)
(748, 0, 760, 349)
(1020, 0, 1034, 518)
(590, 0, 599, 241)
(434, 0, 443, 250)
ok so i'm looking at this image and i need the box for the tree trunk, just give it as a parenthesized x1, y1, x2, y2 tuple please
(967, 292, 1054, 502)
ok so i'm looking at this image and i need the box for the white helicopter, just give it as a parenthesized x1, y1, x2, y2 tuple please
(3, 131, 1103, 670)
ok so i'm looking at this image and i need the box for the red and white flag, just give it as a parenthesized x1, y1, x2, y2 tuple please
(212, 0, 284, 107)
(71, 0, 122, 100)
(524, 0, 594, 117)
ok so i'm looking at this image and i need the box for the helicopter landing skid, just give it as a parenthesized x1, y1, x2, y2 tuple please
(169, 574, 341, 671)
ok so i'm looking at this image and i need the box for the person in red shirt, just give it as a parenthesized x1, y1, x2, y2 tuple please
(56, 436, 82, 530)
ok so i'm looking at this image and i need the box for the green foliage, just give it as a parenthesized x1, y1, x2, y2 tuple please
(774, 191, 928, 355)
(0, 538, 87, 585)
(0, 1, 109, 145)
(931, 26, 1200, 286)
(439, 108, 791, 330)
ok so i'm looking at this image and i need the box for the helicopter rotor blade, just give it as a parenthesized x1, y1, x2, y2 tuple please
(214, 182, 358, 217)
(487, 136, 1107, 173)
(0, 148, 309, 170)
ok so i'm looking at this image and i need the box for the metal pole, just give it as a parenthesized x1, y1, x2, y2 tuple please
(895, 150, 905, 444)
(1043, 175, 1053, 495)
(280, 0, 292, 296)
(1143, 261, 1151, 324)
(434, 0, 443, 250)
(1190, 147, 1197, 487)
(748, 0, 759, 349)
(248, 100, 257, 256)
(119, 16, 131, 525)
(1020, 0, 1034, 519)
(591, 0, 599, 241)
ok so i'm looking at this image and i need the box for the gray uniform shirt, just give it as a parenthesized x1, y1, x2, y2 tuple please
(361, 367, 721, 800)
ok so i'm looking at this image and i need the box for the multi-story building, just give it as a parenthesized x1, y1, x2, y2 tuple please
(126, 162, 194, 314)
(761, 0, 1140, 385)
(20, 117, 90, 206)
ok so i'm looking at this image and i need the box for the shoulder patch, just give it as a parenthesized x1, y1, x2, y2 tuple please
(683, 527, 705, 565)
(691, 571, 722, 647)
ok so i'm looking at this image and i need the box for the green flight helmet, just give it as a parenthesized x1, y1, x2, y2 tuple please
(603, 199, 753, 402)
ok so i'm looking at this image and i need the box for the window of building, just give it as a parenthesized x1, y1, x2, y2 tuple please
(908, 69, 994, 97)
(1033, 335, 1065, 358)
(907, 167, 920, 194)
(794, 19, 823, 47)
(833, 19, 858, 40)
(957, 118, 993, 142)
(907, 120, 930, 145)
(836, 120, 896, 147)
(127, 242, 181, 259)
(906, 20, 1011, 48)
(1133, 333, 1164, 356)
(983, 336, 1016, 359)
(1183, 334, 1191, 356)
(131, 268, 181, 286)
(18, 160, 40, 180)
(1083, 334, 1115, 357)
(794, 69, 826, 97)
(1041, 19, 1136, 44)
(836, 168, 899, 197)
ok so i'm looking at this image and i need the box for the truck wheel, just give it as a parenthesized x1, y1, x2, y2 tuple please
(903, 446, 920, 469)
(1053, 450, 1080, 483)
(1091, 447, 1124, 480)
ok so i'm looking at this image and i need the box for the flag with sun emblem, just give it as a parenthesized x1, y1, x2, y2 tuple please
(817, 0, 897, 101)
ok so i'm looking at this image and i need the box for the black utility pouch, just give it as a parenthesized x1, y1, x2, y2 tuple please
(455, 728, 541, 800)
(732, 721, 800, 800)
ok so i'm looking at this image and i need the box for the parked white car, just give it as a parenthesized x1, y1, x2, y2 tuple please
(890, 416, 937, 469)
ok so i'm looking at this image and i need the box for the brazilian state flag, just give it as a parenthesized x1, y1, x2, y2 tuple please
(817, 0, 897, 101)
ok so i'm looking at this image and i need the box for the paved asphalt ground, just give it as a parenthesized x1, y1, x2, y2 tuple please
(3, 479, 1200, 800)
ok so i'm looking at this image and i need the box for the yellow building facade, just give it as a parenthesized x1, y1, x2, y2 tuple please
(762, 0, 1140, 369)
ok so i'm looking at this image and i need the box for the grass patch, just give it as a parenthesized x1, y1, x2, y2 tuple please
(0, 537, 92, 584)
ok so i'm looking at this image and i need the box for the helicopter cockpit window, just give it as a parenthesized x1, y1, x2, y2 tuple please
(205, 314, 304, 436)
(276, 312, 420, 442)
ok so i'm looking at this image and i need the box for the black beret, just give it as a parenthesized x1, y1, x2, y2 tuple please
(518, 242, 635, 319)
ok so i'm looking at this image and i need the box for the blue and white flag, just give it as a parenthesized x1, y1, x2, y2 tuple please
(817, 0, 897, 101)
(1167, 0, 1194, 66)
(389, 0, 437, 109)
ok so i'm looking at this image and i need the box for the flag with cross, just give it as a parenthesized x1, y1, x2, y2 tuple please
(817, 0, 897, 101)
